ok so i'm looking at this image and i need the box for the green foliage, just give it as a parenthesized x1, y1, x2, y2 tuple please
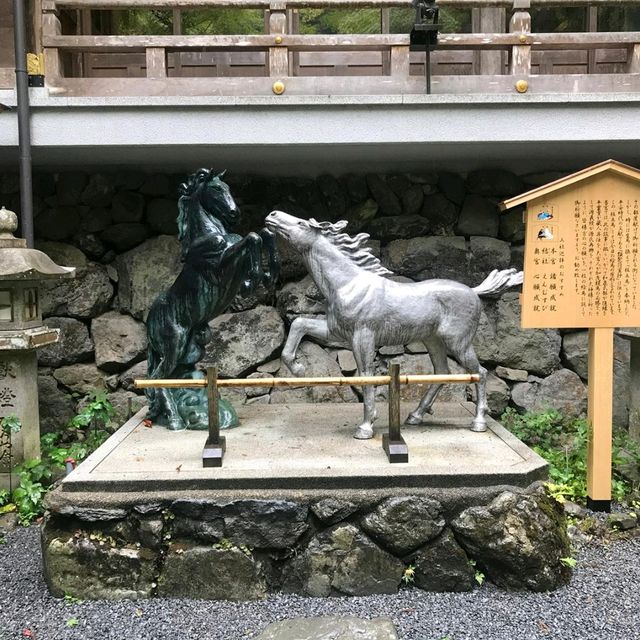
(502, 408, 640, 504)
(66, 617, 79, 628)
(1, 415, 22, 435)
(474, 570, 485, 586)
(4, 391, 115, 526)
(0, 488, 10, 506)
(560, 556, 577, 568)
(401, 564, 415, 585)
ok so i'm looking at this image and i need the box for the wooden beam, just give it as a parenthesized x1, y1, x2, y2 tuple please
(43, 32, 640, 53)
(48, 0, 640, 8)
(587, 327, 614, 508)
(145, 46, 167, 78)
(45, 72, 640, 97)
(134, 373, 481, 389)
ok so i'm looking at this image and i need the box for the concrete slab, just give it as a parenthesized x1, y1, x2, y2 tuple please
(62, 402, 547, 492)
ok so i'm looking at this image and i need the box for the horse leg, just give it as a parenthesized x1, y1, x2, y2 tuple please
(456, 345, 488, 432)
(149, 335, 186, 431)
(281, 317, 330, 376)
(352, 327, 376, 440)
(406, 338, 449, 425)
(259, 228, 280, 285)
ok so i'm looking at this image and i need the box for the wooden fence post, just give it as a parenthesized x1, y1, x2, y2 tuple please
(509, 0, 531, 79)
(41, 0, 63, 83)
(269, 1, 288, 79)
(383, 363, 409, 463)
(203, 366, 226, 468)
(586, 327, 613, 510)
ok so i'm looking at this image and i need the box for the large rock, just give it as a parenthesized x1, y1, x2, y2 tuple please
(170, 499, 308, 549)
(383, 236, 466, 280)
(255, 617, 398, 640)
(474, 293, 561, 375)
(456, 195, 500, 238)
(438, 172, 466, 206)
(347, 199, 379, 231)
(35, 206, 82, 241)
(284, 524, 403, 597)
(82, 173, 115, 207)
(468, 236, 512, 284)
(412, 529, 475, 592)
(106, 390, 147, 425)
(140, 173, 171, 197)
(366, 215, 431, 242)
(158, 545, 266, 600)
(41, 264, 113, 319)
(38, 317, 94, 366)
(118, 360, 148, 392)
(111, 190, 145, 223)
(366, 175, 401, 216)
(44, 536, 156, 599)
(145, 198, 178, 235)
(276, 275, 325, 319)
(451, 485, 572, 591)
(101, 222, 149, 252)
(204, 306, 285, 378)
(466, 169, 523, 198)
(317, 174, 348, 217)
(53, 364, 107, 395)
(311, 498, 359, 525)
(35, 241, 87, 268)
(276, 236, 308, 282)
(37, 375, 76, 433)
(563, 331, 629, 426)
(344, 173, 369, 203)
(401, 184, 424, 215)
(80, 207, 112, 233)
(361, 496, 444, 556)
(56, 172, 87, 206)
(116, 235, 182, 320)
(271, 341, 357, 404)
(421, 193, 458, 232)
(499, 207, 526, 243)
(511, 369, 587, 417)
(92, 311, 147, 373)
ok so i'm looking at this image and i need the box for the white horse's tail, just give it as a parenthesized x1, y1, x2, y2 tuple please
(472, 268, 523, 297)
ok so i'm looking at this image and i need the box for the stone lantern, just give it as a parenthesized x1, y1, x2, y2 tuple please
(0, 206, 75, 488)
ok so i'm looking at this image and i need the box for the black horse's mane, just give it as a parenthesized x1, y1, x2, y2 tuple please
(178, 168, 213, 197)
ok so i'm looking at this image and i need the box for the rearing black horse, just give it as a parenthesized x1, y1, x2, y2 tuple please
(146, 169, 278, 431)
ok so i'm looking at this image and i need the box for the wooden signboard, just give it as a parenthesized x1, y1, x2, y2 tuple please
(501, 160, 640, 510)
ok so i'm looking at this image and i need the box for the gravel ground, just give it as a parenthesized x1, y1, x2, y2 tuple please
(1, 526, 639, 640)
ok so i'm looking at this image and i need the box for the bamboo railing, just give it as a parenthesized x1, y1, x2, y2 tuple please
(35, 0, 640, 96)
(135, 366, 481, 467)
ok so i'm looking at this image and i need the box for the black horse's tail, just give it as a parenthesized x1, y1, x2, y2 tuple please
(145, 345, 159, 419)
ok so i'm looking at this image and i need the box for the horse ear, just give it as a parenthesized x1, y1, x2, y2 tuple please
(217, 170, 227, 179)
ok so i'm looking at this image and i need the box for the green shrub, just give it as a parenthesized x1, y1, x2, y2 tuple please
(501, 408, 640, 504)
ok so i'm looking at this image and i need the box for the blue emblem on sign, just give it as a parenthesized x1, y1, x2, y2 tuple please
(537, 211, 553, 220)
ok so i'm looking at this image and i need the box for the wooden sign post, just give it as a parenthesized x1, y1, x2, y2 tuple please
(501, 160, 640, 511)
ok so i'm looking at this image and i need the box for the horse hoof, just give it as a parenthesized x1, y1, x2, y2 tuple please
(167, 419, 186, 432)
(290, 363, 305, 377)
(405, 412, 423, 425)
(470, 419, 487, 433)
(353, 425, 374, 440)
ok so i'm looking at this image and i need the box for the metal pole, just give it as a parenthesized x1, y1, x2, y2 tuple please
(12, 0, 34, 248)
(425, 41, 431, 95)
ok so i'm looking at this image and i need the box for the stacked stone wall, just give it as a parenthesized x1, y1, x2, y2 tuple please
(0, 168, 630, 430)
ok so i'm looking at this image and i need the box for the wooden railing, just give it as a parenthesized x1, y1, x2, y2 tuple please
(31, 0, 640, 95)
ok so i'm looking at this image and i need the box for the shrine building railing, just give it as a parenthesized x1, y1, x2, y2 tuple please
(2, 0, 640, 96)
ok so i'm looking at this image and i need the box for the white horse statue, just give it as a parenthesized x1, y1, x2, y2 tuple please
(265, 210, 523, 440)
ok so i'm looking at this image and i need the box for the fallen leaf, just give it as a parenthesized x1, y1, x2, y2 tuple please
(176, 464, 182, 472)
(22, 630, 33, 638)
(143, 419, 153, 428)
(537, 620, 550, 634)
(135, 608, 143, 617)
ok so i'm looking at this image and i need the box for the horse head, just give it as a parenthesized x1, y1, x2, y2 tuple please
(177, 169, 239, 242)
(265, 210, 348, 252)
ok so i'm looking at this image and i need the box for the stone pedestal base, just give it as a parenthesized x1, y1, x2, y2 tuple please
(41, 481, 572, 600)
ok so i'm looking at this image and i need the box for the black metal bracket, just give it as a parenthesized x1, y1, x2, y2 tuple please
(409, 0, 440, 94)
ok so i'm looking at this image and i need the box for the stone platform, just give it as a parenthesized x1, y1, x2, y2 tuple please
(42, 402, 572, 601)
(60, 402, 546, 492)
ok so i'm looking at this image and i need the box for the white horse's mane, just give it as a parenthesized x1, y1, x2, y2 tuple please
(308, 218, 392, 276)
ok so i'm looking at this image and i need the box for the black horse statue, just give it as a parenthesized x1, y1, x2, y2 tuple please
(146, 169, 279, 431)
